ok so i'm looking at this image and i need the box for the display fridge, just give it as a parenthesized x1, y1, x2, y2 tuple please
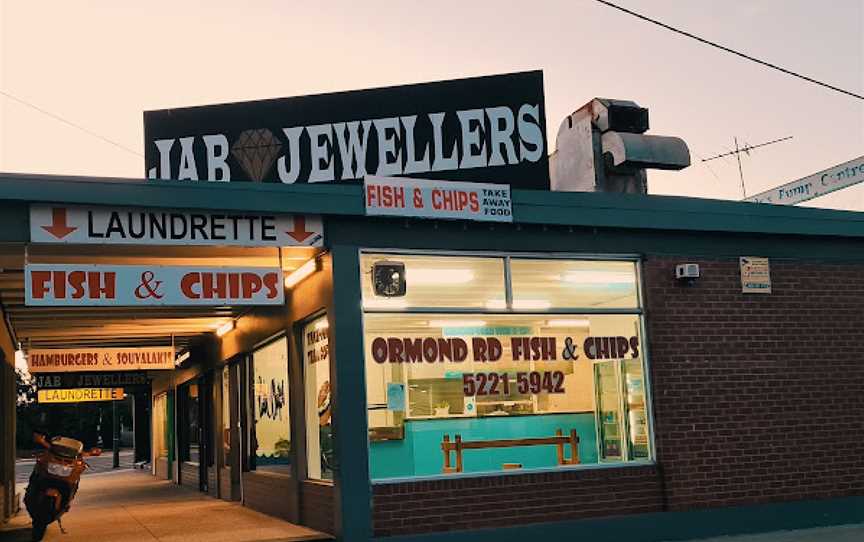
(593, 358, 651, 462)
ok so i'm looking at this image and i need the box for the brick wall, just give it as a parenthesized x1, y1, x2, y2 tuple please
(644, 257, 864, 510)
(371, 256, 864, 537)
(372, 466, 662, 537)
(180, 462, 199, 489)
(301, 481, 335, 534)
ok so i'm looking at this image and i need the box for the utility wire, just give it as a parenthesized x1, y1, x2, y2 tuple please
(593, 0, 864, 101)
(0, 89, 143, 157)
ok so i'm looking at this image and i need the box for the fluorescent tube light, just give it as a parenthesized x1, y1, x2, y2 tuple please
(560, 270, 633, 284)
(363, 298, 409, 309)
(284, 258, 317, 289)
(407, 268, 474, 285)
(216, 320, 235, 337)
(546, 319, 591, 328)
(428, 320, 487, 328)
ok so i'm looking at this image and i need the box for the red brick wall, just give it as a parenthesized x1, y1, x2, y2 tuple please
(644, 257, 864, 510)
(371, 256, 864, 537)
(372, 466, 662, 537)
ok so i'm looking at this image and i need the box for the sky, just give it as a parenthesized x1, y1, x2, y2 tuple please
(0, 0, 862, 209)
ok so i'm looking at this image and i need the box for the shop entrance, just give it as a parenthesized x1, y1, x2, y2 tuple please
(1, 241, 332, 539)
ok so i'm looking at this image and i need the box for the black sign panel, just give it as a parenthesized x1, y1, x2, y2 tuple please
(34, 372, 151, 390)
(144, 71, 548, 190)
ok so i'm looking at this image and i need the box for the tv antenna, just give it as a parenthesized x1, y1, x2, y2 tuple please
(701, 135, 793, 198)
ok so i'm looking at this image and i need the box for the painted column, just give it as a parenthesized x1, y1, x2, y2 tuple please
(330, 245, 371, 541)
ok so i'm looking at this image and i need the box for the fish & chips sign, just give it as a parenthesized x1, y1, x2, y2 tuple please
(145, 71, 548, 190)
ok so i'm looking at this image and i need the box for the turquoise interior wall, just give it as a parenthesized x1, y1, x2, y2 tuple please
(370, 413, 597, 479)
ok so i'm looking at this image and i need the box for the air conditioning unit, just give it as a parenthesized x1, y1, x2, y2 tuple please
(675, 263, 700, 280)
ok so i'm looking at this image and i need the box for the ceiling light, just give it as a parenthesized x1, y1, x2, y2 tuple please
(512, 299, 552, 310)
(559, 270, 633, 284)
(428, 320, 487, 328)
(216, 320, 235, 337)
(363, 298, 409, 309)
(314, 319, 329, 331)
(407, 268, 474, 285)
(284, 258, 317, 289)
(546, 319, 591, 328)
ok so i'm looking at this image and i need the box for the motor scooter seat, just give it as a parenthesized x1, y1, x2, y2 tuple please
(50, 437, 83, 459)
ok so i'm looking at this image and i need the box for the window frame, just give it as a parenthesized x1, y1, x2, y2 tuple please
(359, 248, 657, 484)
(248, 333, 293, 475)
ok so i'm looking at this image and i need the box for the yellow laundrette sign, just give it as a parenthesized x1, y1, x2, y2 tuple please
(37, 388, 125, 403)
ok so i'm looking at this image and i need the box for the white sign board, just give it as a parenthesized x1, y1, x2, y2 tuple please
(364, 175, 513, 222)
(28, 346, 175, 373)
(740, 257, 771, 294)
(25, 264, 284, 306)
(30, 205, 323, 246)
(744, 156, 864, 205)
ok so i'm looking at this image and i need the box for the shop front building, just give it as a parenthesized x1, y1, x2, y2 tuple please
(1, 71, 863, 540)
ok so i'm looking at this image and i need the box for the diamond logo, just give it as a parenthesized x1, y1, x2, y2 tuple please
(231, 129, 283, 182)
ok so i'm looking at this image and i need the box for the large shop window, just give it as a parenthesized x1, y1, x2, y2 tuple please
(251, 337, 291, 473)
(361, 253, 652, 480)
(304, 314, 333, 481)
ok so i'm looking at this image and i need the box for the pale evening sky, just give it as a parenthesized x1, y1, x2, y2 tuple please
(1, 0, 862, 209)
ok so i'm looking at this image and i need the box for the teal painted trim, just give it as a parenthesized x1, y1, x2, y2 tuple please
(4, 173, 864, 240)
(373, 495, 864, 542)
(0, 174, 364, 216)
(0, 202, 28, 242)
(330, 245, 372, 541)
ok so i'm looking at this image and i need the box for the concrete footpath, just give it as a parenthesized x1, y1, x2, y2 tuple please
(664, 524, 864, 542)
(0, 470, 329, 542)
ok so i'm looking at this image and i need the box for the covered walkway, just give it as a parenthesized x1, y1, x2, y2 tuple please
(0, 470, 330, 542)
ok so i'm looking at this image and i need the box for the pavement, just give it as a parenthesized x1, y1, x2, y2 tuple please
(0, 469, 330, 542)
(664, 524, 864, 542)
(15, 449, 135, 484)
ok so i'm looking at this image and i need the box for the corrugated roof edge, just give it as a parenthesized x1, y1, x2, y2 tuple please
(2, 172, 864, 238)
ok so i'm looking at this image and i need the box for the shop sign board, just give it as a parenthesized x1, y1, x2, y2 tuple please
(33, 371, 151, 389)
(28, 347, 175, 373)
(38, 388, 125, 404)
(30, 205, 322, 246)
(744, 155, 864, 205)
(145, 71, 549, 190)
(364, 175, 513, 222)
(740, 256, 771, 294)
(25, 264, 284, 306)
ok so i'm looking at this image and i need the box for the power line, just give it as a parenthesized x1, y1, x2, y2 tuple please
(593, 0, 864, 101)
(0, 89, 143, 158)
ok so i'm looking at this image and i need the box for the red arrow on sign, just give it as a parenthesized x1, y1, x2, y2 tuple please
(286, 216, 314, 243)
(42, 208, 78, 239)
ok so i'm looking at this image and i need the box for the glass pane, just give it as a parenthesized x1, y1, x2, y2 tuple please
(623, 359, 650, 460)
(304, 315, 333, 480)
(364, 312, 645, 479)
(252, 337, 291, 473)
(360, 253, 506, 309)
(510, 259, 638, 309)
(187, 384, 200, 463)
(153, 393, 167, 458)
(594, 362, 623, 462)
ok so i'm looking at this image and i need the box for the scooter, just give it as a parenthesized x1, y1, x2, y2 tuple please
(24, 433, 101, 542)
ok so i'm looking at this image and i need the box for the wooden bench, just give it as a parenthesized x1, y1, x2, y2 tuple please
(441, 429, 579, 473)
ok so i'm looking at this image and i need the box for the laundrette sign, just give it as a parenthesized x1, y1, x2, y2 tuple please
(144, 71, 548, 190)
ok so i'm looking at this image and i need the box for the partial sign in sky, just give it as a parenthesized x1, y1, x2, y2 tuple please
(0, 0, 862, 209)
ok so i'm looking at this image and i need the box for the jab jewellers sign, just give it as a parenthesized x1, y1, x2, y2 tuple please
(364, 175, 512, 222)
(25, 264, 284, 306)
(144, 71, 548, 190)
(29, 205, 323, 246)
(28, 347, 175, 373)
